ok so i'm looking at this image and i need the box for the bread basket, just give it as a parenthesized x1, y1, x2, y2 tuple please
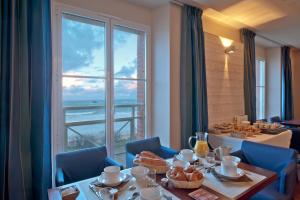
(133, 159, 170, 174)
(166, 170, 203, 189)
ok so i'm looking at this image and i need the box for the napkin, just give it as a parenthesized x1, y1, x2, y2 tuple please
(189, 188, 219, 200)
(89, 174, 132, 198)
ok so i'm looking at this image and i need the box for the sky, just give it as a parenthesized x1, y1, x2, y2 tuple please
(62, 16, 145, 103)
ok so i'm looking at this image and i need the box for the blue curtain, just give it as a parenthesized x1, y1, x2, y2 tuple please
(241, 29, 256, 123)
(0, 0, 52, 199)
(180, 5, 208, 148)
(281, 46, 294, 120)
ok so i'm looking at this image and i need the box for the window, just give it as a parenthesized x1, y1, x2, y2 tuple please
(256, 59, 266, 120)
(52, 5, 150, 165)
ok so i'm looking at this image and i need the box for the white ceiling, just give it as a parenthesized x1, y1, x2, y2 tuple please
(127, 0, 300, 48)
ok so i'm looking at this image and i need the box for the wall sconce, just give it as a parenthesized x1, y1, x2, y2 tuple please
(219, 36, 235, 54)
(225, 45, 236, 54)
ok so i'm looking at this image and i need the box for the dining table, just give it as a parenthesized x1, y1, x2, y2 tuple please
(208, 130, 292, 152)
(48, 158, 277, 200)
(281, 119, 300, 127)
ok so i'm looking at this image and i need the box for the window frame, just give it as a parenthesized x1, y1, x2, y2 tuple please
(51, 2, 151, 185)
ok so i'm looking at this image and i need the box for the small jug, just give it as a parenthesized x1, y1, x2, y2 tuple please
(213, 146, 232, 161)
(188, 132, 209, 157)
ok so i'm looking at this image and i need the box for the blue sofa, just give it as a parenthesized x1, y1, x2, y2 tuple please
(231, 141, 297, 200)
(125, 137, 179, 168)
(55, 146, 123, 186)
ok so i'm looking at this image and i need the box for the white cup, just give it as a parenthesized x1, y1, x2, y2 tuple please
(103, 166, 120, 184)
(180, 149, 194, 161)
(221, 156, 240, 176)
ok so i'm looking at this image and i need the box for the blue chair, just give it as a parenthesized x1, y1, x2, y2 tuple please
(270, 116, 282, 123)
(290, 128, 300, 153)
(231, 141, 297, 200)
(55, 146, 123, 186)
(125, 137, 179, 168)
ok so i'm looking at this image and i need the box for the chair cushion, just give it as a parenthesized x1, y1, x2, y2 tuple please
(56, 146, 107, 183)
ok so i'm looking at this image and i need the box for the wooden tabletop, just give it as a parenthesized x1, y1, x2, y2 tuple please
(281, 119, 300, 127)
(48, 162, 277, 200)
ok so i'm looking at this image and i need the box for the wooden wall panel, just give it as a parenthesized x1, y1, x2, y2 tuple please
(204, 32, 244, 127)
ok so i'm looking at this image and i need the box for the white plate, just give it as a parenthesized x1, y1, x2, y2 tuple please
(214, 166, 245, 180)
(98, 172, 129, 187)
(175, 154, 198, 162)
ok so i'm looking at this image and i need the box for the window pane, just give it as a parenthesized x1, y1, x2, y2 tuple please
(114, 80, 145, 105)
(62, 14, 106, 77)
(63, 77, 106, 151)
(113, 26, 145, 79)
(113, 80, 146, 164)
(256, 59, 266, 119)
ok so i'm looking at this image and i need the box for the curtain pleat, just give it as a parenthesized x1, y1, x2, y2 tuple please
(241, 29, 256, 123)
(281, 46, 294, 120)
(180, 5, 208, 149)
(0, 0, 52, 199)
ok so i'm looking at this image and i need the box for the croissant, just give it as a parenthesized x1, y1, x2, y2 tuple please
(174, 171, 188, 181)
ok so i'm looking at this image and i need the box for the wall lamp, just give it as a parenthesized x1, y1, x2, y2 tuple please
(219, 36, 235, 54)
(225, 45, 236, 54)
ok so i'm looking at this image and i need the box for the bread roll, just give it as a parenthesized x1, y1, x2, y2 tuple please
(140, 151, 161, 159)
(138, 156, 167, 166)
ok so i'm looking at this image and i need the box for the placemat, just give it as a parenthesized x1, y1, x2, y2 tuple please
(202, 169, 266, 199)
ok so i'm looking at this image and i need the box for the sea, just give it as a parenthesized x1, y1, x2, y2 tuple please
(63, 99, 144, 153)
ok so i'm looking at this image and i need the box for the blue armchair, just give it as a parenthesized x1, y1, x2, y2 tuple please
(55, 146, 123, 186)
(270, 116, 282, 123)
(231, 141, 297, 200)
(125, 137, 179, 168)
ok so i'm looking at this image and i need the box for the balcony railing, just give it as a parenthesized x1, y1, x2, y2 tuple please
(63, 104, 145, 159)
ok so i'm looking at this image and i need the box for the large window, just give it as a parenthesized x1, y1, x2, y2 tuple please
(256, 59, 266, 120)
(52, 6, 149, 165)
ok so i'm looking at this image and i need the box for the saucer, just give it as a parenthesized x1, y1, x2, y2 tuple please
(176, 154, 198, 162)
(98, 172, 129, 187)
(214, 166, 245, 180)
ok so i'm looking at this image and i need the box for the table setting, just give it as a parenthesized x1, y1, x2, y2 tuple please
(50, 132, 276, 200)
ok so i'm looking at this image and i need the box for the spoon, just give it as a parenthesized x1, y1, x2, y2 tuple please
(128, 192, 139, 200)
(128, 185, 136, 191)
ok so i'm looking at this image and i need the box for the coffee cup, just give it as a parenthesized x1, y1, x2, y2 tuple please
(221, 156, 241, 176)
(103, 166, 120, 184)
(180, 149, 194, 161)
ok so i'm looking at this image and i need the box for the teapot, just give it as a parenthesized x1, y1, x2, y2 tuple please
(188, 132, 209, 157)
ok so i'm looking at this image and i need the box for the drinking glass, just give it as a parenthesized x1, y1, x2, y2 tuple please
(146, 169, 157, 187)
(206, 151, 215, 164)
